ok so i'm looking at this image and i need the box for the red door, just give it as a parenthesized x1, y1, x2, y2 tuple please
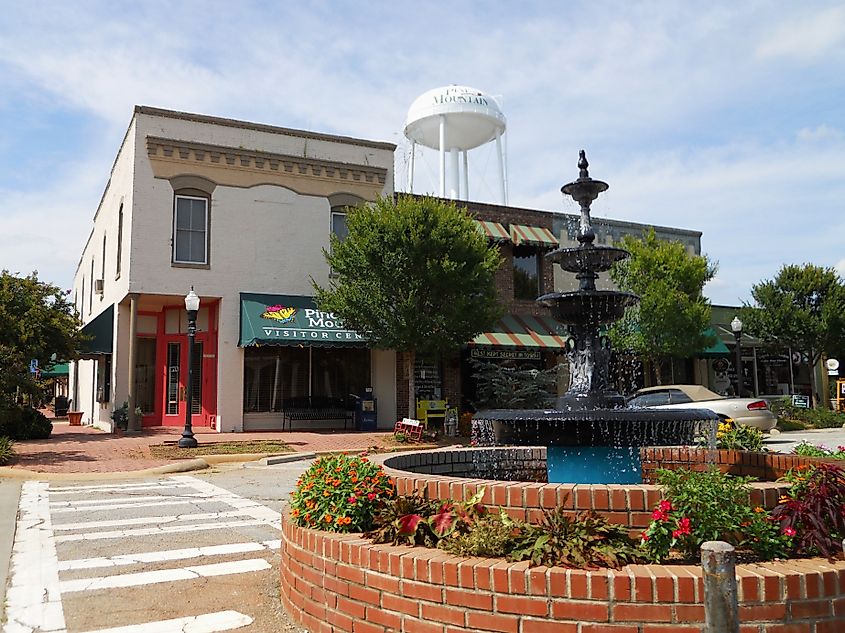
(161, 332, 213, 428)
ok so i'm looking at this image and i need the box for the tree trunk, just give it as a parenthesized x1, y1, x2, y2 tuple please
(407, 349, 416, 420)
(652, 358, 662, 386)
(808, 348, 818, 409)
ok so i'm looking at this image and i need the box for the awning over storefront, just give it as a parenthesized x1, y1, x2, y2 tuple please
(239, 293, 367, 347)
(509, 224, 558, 248)
(470, 314, 570, 350)
(474, 220, 510, 243)
(41, 363, 69, 377)
(697, 327, 731, 357)
(79, 304, 114, 357)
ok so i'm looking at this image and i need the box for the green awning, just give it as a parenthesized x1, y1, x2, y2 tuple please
(41, 363, 69, 377)
(239, 293, 367, 347)
(697, 327, 731, 357)
(79, 304, 114, 357)
(470, 314, 571, 350)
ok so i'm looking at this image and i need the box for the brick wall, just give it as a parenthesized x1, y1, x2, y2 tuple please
(642, 447, 843, 484)
(375, 450, 792, 530)
(281, 513, 845, 633)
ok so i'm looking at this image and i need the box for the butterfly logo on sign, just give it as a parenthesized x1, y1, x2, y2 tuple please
(261, 304, 297, 325)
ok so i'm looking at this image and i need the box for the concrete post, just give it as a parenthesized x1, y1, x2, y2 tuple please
(126, 293, 140, 433)
(701, 541, 738, 633)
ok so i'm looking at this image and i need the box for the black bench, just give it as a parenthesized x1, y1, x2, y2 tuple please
(281, 396, 354, 431)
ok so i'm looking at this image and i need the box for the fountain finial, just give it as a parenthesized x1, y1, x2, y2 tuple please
(578, 150, 589, 179)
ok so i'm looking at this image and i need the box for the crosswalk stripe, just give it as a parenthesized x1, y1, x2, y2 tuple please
(59, 558, 272, 593)
(53, 510, 252, 531)
(76, 610, 253, 633)
(54, 519, 268, 543)
(51, 498, 223, 514)
(51, 493, 207, 508)
(169, 476, 281, 526)
(58, 540, 281, 571)
(5, 481, 66, 633)
(49, 482, 192, 494)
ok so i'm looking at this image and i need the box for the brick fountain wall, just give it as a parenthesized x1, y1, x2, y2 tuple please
(280, 448, 845, 632)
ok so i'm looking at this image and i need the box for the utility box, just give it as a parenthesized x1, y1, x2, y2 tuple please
(355, 388, 377, 431)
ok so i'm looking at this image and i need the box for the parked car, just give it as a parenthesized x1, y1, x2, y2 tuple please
(626, 385, 777, 431)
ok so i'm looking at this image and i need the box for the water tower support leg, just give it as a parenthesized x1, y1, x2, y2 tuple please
(408, 141, 416, 193)
(439, 115, 446, 198)
(462, 150, 469, 200)
(450, 149, 459, 199)
(496, 130, 506, 205)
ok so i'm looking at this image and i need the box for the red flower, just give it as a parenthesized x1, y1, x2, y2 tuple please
(367, 492, 376, 501)
(658, 500, 672, 513)
(783, 526, 797, 537)
(640, 531, 649, 542)
(652, 509, 669, 522)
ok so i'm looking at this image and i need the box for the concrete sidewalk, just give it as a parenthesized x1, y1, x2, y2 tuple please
(0, 420, 400, 478)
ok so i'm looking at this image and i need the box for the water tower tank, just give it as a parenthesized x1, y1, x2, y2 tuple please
(404, 85, 507, 203)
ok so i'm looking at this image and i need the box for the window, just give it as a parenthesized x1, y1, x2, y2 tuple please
(513, 246, 541, 300)
(628, 391, 670, 407)
(135, 338, 156, 414)
(331, 210, 348, 243)
(668, 389, 693, 405)
(116, 204, 123, 278)
(173, 195, 208, 265)
(96, 356, 111, 403)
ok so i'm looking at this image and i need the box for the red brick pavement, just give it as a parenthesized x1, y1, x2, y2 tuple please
(4, 419, 400, 475)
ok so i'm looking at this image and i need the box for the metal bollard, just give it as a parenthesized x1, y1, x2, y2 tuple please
(701, 541, 739, 633)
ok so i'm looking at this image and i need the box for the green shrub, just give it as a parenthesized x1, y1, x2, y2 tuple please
(0, 407, 52, 440)
(0, 437, 14, 465)
(770, 397, 845, 429)
(289, 453, 395, 532)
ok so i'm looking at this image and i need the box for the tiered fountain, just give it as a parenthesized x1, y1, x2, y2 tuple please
(472, 151, 718, 484)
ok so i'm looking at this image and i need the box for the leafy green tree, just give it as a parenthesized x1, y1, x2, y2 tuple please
(0, 271, 81, 404)
(314, 195, 502, 415)
(608, 229, 717, 385)
(741, 264, 845, 407)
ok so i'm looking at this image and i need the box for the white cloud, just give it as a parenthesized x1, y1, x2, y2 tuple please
(835, 259, 845, 278)
(755, 5, 845, 61)
(797, 124, 843, 143)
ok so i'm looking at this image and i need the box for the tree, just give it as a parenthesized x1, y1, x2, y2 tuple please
(608, 229, 717, 385)
(741, 264, 845, 407)
(0, 271, 81, 405)
(314, 195, 503, 416)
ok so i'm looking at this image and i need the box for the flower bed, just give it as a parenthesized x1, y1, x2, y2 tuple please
(280, 514, 845, 633)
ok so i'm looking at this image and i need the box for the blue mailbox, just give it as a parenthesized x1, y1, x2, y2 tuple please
(355, 387, 377, 431)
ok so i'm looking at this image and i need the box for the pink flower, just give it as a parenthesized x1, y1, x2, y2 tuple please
(347, 495, 357, 504)
(367, 492, 376, 501)
(783, 526, 797, 537)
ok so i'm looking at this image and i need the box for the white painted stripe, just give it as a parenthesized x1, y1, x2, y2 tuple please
(51, 498, 222, 514)
(53, 510, 252, 531)
(5, 481, 67, 633)
(50, 493, 207, 507)
(58, 540, 281, 571)
(169, 476, 281, 528)
(59, 558, 271, 593)
(76, 610, 253, 633)
(54, 519, 268, 543)
(49, 482, 192, 493)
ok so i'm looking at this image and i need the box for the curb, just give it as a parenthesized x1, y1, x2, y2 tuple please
(0, 458, 211, 481)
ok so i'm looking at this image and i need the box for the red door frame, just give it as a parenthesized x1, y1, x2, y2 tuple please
(141, 301, 218, 428)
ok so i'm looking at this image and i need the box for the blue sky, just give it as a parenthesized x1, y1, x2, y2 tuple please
(1, 0, 843, 304)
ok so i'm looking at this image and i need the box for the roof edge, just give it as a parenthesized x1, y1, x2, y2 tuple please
(134, 106, 396, 152)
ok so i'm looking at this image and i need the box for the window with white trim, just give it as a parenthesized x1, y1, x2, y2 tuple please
(173, 195, 208, 265)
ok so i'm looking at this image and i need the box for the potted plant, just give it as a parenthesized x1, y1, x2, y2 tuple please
(111, 401, 142, 433)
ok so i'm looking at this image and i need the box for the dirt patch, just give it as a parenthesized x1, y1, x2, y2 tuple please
(149, 440, 294, 459)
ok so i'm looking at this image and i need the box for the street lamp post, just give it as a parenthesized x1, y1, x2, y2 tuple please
(731, 316, 743, 398)
(179, 288, 200, 448)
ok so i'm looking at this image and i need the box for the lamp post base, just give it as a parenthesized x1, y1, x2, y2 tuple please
(178, 435, 198, 448)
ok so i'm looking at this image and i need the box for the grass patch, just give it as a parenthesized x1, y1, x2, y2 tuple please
(777, 418, 808, 432)
(149, 440, 293, 459)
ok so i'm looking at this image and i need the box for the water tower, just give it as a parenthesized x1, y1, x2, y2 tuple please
(404, 85, 508, 203)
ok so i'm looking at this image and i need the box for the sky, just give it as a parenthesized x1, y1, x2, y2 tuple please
(1, 0, 843, 305)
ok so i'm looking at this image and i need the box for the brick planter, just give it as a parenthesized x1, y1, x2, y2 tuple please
(281, 514, 845, 633)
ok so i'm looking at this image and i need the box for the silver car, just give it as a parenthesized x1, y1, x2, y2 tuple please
(627, 385, 777, 431)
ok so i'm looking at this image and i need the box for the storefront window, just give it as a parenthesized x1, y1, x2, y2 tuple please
(243, 346, 370, 412)
(513, 246, 540, 300)
(135, 338, 156, 414)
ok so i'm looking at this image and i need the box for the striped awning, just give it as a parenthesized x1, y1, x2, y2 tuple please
(474, 220, 510, 242)
(509, 224, 558, 248)
(471, 314, 570, 349)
